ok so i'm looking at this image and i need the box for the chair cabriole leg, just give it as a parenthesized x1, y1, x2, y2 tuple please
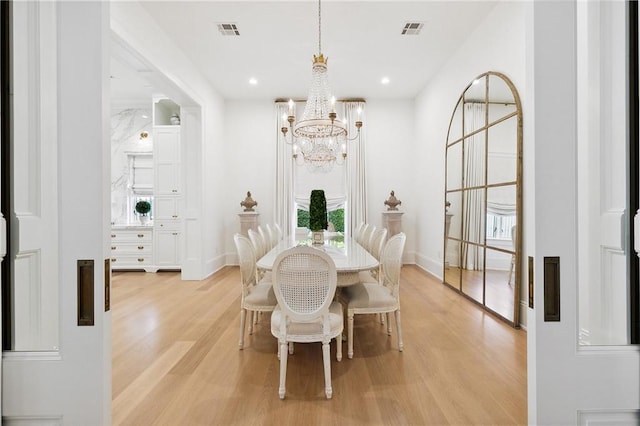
(395, 309, 404, 352)
(239, 308, 246, 349)
(347, 312, 354, 359)
(279, 340, 288, 399)
(322, 341, 332, 399)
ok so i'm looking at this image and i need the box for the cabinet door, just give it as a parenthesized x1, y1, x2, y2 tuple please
(154, 127, 181, 194)
(155, 230, 181, 266)
(154, 196, 180, 221)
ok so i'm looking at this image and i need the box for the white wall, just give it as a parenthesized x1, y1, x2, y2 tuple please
(223, 100, 276, 260)
(365, 99, 416, 262)
(413, 1, 527, 324)
(221, 99, 417, 262)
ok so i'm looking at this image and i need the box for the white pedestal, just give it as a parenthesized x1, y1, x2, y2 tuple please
(444, 212, 454, 268)
(382, 211, 404, 237)
(238, 212, 259, 237)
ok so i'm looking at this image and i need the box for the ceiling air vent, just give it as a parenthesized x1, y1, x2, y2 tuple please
(401, 22, 424, 35)
(217, 23, 240, 36)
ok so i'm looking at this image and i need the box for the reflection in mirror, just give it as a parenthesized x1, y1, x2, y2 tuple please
(487, 118, 517, 185)
(446, 142, 463, 191)
(464, 76, 487, 105)
(444, 239, 461, 291)
(460, 245, 485, 304)
(445, 191, 462, 240)
(463, 188, 485, 245)
(488, 74, 518, 117)
(442, 71, 522, 327)
(486, 185, 517, 246)
(485, 247, 516, 322)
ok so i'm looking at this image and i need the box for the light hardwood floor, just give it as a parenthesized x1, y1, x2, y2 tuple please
(112, 265, 527, 425)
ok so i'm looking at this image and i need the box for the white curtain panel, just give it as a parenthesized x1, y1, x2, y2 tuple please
(345, 101, 367, 239)
(462, 103, 486, 270)
(275, 102, 294, 236)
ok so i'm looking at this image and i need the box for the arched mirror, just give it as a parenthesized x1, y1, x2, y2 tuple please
(443, 71, 522, 327)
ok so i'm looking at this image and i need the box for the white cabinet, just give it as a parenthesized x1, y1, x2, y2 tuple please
(152, 97, 182, 270)
(154, 127, 181, 195)
(110, 227, 157, 272)
(154, 196, 180, 221)
(155, 227, 181, 267)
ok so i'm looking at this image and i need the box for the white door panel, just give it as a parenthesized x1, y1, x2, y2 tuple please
(3, 2, 110, 423)
(530, 1, 640, 423)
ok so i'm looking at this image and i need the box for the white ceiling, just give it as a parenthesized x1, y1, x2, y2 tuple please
(110, 1, 499, 102)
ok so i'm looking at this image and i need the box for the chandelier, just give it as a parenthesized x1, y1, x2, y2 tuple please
(280, 0, 363, 173)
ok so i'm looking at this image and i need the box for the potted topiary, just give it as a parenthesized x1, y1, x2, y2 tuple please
(135, 200, 151, 225)
(309, 189, 328, 245)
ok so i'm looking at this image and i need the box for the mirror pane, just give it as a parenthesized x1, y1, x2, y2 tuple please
(488, 74, 517, 117)
(486, 185, 516, 248)
(446, 141, 463, 191)
(444, 239, 461, 290)
(485, 247, 516, 323)
(460, 244, 484, 304)
(462, 188, 485, 245)
(464, 76, 487, 106)
(487, 116, 517, 185)
(463, 133, 486, 188)
(445, 191, 462, 240)
(448, 99, 464, 144)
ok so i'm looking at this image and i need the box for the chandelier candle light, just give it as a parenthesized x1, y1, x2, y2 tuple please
(281, 0, 363, 173)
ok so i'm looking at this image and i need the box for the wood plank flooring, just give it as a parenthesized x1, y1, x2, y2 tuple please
(112, 265, 527, 425)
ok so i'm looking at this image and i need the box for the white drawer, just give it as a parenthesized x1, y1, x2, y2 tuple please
(111, 229, 153, 243)
(110, 243, 152, 255)
(154, 220, 181, 231)
(110, 255, 153, 267)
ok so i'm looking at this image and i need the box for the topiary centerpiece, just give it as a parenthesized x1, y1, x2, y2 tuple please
(309, 189, 328, 245)
(135, 200, 151, 225)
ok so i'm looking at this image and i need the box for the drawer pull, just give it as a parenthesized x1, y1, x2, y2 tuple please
(172, 232, 178, 236)
(172, 215, 178, 218)
(138, 246, 144, 250)
(111, 234, 116, 238)
(137, 258, 144, 262)
(137, 234, 144, 238)
(172, 189, 178, 193)
(111, 246, 116, 250)
(111, 258, 116, 262)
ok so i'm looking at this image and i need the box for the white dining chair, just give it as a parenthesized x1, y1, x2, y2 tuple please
(248, 228, 265, 258)
(359, 227, 387, 283)
(362, 225, 376, 252)
(357, 223, 369, 247)
(258, 225, 272, 251)
(270, 246, 343, 399)
(266, 223, 279, 248)
(233, 233, 277, 349)
(344, 232, 406, 359)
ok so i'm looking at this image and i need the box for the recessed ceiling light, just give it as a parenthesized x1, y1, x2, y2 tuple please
(249, 78, 258, 85)
(381, 77, 390, 85)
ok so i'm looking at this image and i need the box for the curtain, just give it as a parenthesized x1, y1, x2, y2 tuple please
(345, 101, 367, 239)
(275, 102, 294, 236)
(462, 103, 485, 270)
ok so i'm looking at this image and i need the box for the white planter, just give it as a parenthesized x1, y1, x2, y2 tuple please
(311, 230, 324, 245)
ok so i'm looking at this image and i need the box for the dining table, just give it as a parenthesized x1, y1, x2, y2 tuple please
(256, 233, 378, 287)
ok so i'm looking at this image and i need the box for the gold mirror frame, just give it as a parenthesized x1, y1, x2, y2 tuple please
(443, 71, 522, 327)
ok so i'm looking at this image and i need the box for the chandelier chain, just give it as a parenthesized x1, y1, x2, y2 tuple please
(318, 0, 322, 55)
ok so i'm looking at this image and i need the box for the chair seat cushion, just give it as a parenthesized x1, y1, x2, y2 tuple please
(245, 281, 277, 307)
(343, 282, 396, 310)
(271, 301, 343, 340)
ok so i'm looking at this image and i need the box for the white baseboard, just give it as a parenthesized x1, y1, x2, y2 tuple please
(414, 252, 443, 280)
